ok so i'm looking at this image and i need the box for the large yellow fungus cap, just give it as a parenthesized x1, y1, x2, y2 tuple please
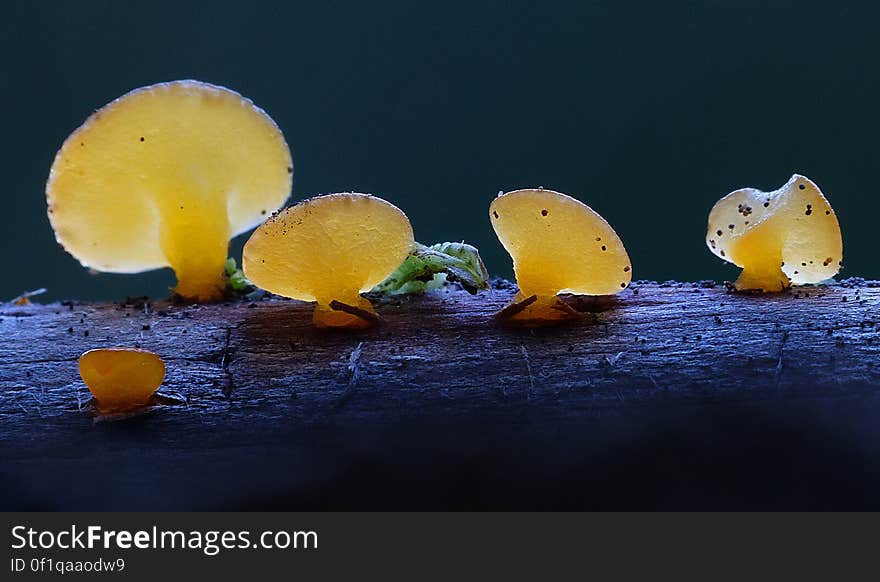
(78, 348, 166, 413)
(490, 188, 632, 324)
(707, 174, 842, 292)
(47, 80, 292, 301)
(242, 193, 414, 329)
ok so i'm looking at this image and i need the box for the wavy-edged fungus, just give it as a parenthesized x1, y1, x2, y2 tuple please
(490, 188, 632, 325)
(243, 193, 414, 329)
(78, 348, 165, 413)
(706, 174, 842, 292)
(47, 80, 292, 301)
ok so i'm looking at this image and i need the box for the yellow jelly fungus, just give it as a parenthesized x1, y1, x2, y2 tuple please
(243, 193, 414, 329)
(706, 174, 843, 292)
(490, 188, 632, 324)
(78, 348, 166, 413)
(47, 80, 293, 301)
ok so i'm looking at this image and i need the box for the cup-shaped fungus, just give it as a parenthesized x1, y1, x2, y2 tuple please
(47, 80, 292, 301)
(490, 188, 632, 325)
(78, 348, 166, 413)
(243, 193, 414, 329)
(706, 174, 842, 292)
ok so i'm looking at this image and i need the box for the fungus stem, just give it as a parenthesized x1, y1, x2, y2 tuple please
(496, 294, 538, 320)
(549, 299, 581, 316)
(497, 293, 582, 326)
(171, 261, 228, 302)
(733, 260, 790, 293)
(159, 199, 231, 301)
(329, 300, 381, 324)
(314, 296, 379, 329)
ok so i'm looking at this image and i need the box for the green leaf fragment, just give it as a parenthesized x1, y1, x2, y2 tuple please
(373, 242, 490, 295)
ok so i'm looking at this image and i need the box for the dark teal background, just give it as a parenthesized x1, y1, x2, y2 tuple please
(2, 1, 877, 301)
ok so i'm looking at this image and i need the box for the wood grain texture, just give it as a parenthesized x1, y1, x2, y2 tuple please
(2, 280, 879, 510)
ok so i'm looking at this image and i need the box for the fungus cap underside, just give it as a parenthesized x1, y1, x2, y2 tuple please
(46, 80, 292, 276)
(78, 348, 166, 411)
(706, 174, 842, 286)
(490, 189, 631, 297)
(242, 193, 414, 304)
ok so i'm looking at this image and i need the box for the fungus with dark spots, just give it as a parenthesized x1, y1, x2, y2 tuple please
(243, 193, 414, 329)
(706, 174, 842, 292)
(46, 80, 292, 301)
(489, 188, 631, 325)
(78, 348, 165, 413)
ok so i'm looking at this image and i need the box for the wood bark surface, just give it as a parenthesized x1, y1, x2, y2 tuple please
(2, 280, 879, 510)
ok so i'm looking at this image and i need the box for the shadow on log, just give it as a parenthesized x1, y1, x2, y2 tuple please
(1, 280, 879, 510)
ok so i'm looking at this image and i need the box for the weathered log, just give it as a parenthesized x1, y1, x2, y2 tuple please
(1, 280, 879, 510)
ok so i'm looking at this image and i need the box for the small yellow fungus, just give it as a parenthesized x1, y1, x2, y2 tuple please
(47, 80, 292, 301)
(490, 188, 632, 325)
(242, 193, 414, 329)
(78, 348, 166, 413)
(706, 174, 842, 292)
